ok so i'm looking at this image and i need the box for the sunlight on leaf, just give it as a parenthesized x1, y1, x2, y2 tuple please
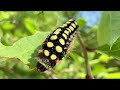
(0, 31, 50, 68)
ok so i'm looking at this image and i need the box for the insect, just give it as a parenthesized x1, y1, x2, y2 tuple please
(37, 19, 79, 72)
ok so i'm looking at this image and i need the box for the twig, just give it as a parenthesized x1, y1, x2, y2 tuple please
(65, 11, 94, 79)
(44, 70, 58, 79)
(77, 32, 94, 79)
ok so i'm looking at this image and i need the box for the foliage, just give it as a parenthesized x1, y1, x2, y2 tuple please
(98, 11, 120, 61)
(0, 11, 120, 79)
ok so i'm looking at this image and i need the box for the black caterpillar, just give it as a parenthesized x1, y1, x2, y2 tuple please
(37, 19, 79, 72)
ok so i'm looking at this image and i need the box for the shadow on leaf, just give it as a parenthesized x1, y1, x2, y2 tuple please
(28, 45, 42, 70)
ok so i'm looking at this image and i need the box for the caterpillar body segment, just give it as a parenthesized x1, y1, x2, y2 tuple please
(37, 19, 79, 72)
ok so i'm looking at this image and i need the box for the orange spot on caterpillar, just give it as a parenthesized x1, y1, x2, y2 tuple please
(55, 59, 60, 64)
(38, 49, 44, 59)
(38, 50, 43, 54)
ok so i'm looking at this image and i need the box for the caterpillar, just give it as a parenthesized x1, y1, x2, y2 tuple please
(37, 19, 79, 72)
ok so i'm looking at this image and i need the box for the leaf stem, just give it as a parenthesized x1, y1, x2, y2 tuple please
(77, 32, 94, 79)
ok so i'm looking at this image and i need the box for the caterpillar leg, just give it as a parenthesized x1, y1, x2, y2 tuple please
(66, 32, 77, 54)
(38, 49, 44, 59)
(55, 59, 60, 64)
(38, 49, 43, 54)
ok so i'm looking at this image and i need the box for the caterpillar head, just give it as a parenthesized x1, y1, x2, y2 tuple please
(36, 50, 51, 72)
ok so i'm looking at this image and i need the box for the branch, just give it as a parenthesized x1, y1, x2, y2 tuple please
(65, 11, 94, 79)
(44, 70, 58, 79)
(77, 32, 94, 79)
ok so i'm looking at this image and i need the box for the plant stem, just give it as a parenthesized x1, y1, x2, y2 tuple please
(44, 70, 58, 79)
(77, 32, 94, 79)
(65, 11, 94, 79)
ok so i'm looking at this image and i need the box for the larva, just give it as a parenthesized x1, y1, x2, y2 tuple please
(37, 19, 79, 72)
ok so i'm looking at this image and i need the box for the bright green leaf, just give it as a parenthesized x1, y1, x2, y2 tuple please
(77, 18, 86, 30)
(104, 73, 120, 79)
(98, 11, 120, 48)
(23, 18, 35, 34)
(2, 22, 15, 30)
(92, 64, 107, 75)
(98, 54, 112, 63)
(0, 31, 50, 68)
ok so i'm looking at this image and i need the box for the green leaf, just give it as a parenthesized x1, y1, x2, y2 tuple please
(2, 22, 15, 30)
(69, 52, 84, 65)
(97, 37, 120, 60)
(0, 70, 8, 79)
(0, 30, 3, 41)
(23, 18, 35, 34)
(0, 31, 50, 68)
(54, 59, 69, 71)
(98, 11, 120, 47)
(92, 64, 107, 76)
(104, 73, 120, 79)
(98, 54, 112, 63)
(77, 18, 86, 30)
(97, 11, 120, 59)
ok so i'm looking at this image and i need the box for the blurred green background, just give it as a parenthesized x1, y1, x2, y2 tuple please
(0, 11, 120, 79)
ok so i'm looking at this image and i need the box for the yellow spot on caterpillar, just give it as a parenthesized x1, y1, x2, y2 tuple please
(59, 38, 65, 45)
(66, 28, 71, 33)
(66, 21, 71, 24)
(44, 50, 49, 56)
(64, 30, 69, 35)
(54, 28, 61, 34)
(51, 54, 57, 60)
(71, 23, 76, 28)
(69, 19, 74, 22)
(62, 33, 67, 39)
(74, 21, 78, 25)
(50, 35, 57, 40)
(69, 26, 74, 31)
(47, 42, 54, 48)
(59, 26, 64, 28)
(63, 24, 67, 27)
(56, 46, 63, 53)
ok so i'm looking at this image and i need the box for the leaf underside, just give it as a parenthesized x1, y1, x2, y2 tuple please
(0, 18, 86, 69)
(0, 31, 50, 68)
(97, 11, 120, 59)
(98, 11, 120, 47)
